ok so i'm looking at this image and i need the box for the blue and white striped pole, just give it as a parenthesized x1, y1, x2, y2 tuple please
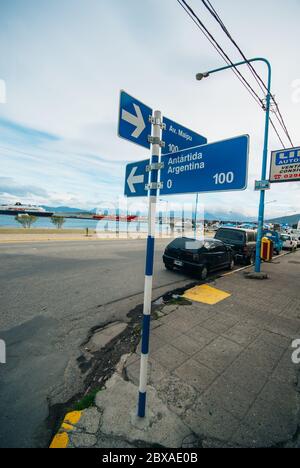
(137, 110, 162, 418)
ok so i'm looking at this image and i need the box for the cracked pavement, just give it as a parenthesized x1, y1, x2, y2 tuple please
(59, 250, 300, 448)
(0, 238, 191, 448)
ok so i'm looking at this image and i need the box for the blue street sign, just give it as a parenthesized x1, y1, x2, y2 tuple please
(124, 135, 249, 197)
(270, 146, 300, 183)
(160, 135, 249, 195)
(124, 159, 149, 197)
(118, 90, 207, 152)
(162, 117, 207, 155)
(118, 91, 152, 149)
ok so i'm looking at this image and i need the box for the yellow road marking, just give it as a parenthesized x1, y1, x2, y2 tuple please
(49, 411, 82, 448)
(49, 432, 69, 449)
(61, 410, 82, 431)
(184, 284, 231, 305)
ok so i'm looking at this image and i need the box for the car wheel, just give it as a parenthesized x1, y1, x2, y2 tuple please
(244, 256, 251, 265)
(200, 266, 208, 281)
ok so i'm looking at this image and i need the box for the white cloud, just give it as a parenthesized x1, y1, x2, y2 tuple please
(0, 0, 299, 217)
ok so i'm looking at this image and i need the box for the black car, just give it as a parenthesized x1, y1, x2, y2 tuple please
(214, 227, 257, 264)
(163, 237, 234, 280)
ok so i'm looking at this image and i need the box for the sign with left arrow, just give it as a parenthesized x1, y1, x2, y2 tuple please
(124, 135, 249, 197)
(124, 159, 150, 197)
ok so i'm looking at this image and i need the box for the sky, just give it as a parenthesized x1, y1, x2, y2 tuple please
(0, 0, 299, 219)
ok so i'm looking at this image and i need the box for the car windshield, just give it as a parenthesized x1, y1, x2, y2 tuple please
(168, 238, 208, 251)
(215, 229, 245, 243)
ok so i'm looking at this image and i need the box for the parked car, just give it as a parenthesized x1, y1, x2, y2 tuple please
(163, 237, 234, 280)
(262, 229, 283, 255)
(281, 234, 297, 251)
(214, 227, 257, 264)
(290, 230, 300, 248)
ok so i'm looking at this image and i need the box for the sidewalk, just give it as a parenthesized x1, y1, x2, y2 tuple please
(52, 251, 300, 448)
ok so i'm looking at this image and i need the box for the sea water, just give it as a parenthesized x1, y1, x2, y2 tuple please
(0, 215, 170, 234)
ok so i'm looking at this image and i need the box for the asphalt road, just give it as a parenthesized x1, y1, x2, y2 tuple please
(0, 238, 190, 448)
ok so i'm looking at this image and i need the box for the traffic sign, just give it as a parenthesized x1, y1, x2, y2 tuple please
(255, 180, 270, 191)
(124, 160, 149, 197)
(118, 90, 207, 152)
(124, 135, 249, 197)
(162, 117, 207, 154)
(269, 146, 300, 183)
(118, 91, 152, 149)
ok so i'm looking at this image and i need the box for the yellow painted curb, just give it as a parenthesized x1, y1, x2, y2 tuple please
(184, 284, 231, 305)
(49, 411, 82, 449)
(49, 432, 69, 449)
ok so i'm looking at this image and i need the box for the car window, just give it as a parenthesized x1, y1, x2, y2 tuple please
(215, 229, 246, 243)
(168, 238, 189, 249)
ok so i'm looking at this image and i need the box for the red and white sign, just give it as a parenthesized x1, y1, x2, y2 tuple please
(269, 147, 300, 183)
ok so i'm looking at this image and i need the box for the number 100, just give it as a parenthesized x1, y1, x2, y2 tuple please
(213, 172, 234, 185)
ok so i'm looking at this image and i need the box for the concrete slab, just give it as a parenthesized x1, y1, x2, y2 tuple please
(202, 376, 257, 420)
(151, 344, 189, 372)
(174, 358, 217, 393)
(183, 395, 240, 442)
(95, 374, 192, 448)
(243, 396, 298, 445)
(156, 376, 197, 416)
(193, 336, 243, 373)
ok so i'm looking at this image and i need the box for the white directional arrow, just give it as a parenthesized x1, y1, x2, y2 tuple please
(121, 104, 146, 138)
(127, 167, 144, 193)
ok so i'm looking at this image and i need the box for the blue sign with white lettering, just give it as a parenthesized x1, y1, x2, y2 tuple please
(118, 90, 207, 152)
(124, 135, 249, 197)
(124, 159, 149, 197)
(275, 148, 300, 165)
(118, 91, 152, 149)
(162, 117, 207, 155)
(270, 146, 300, 183)
(160, 135, 249, 195)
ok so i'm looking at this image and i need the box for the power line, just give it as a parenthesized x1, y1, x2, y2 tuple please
(200, 0, 294, 147)
(177, 0, 291, 149)
(177, 0, 264, 108)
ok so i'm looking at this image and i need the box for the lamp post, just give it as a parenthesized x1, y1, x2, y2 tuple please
(196, 57, 272, 274)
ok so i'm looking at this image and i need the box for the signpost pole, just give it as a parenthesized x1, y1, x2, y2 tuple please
(194, 193, 199, 239)
(137, 110, 162, 418)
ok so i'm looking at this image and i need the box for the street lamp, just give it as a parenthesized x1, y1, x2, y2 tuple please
(196, 57, 272, 274)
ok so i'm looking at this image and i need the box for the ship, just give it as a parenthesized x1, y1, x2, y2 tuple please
(0, 202, 53, 217)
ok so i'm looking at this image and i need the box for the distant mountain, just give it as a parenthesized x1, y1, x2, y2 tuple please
(42, 205, 253, 222)
(42, 206, 91, 213)
(266, 213, 300, 226)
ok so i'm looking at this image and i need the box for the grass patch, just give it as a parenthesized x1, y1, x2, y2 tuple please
(167, 296, 192, 306)
(72, 387, 102, 411)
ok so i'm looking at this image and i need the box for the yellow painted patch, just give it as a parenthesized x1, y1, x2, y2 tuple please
(61, 411, 82, 431)
(183, 284, 231, 305)
(49, 432, 69, 449)
(49, 411, 82, 448)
